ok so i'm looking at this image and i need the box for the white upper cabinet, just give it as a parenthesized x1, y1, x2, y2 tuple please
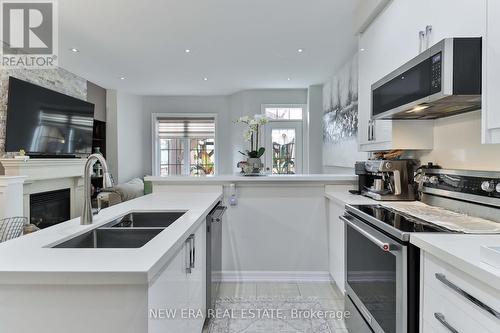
(484, 0, 500, 143)
(358, 0, 433, 151)
(358, 0, 487, 151)
(428, 0, 486, 44)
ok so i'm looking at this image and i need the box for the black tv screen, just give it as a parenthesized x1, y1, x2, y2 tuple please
(5, 77, 95, 156)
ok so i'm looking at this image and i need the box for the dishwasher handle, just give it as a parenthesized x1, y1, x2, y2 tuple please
(209, 205, 227, 223)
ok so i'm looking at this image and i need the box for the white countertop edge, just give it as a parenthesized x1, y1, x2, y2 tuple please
(410, 234, 500, 290)
(145, 174, 357, 183)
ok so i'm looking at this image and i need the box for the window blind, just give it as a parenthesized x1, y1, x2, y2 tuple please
(157, 117, 215, 138)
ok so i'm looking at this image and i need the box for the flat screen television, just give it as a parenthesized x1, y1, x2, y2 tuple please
(5, 77, 95, 157)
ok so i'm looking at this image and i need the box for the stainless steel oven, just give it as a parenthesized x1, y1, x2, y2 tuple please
(342, 204, 425, 333)
(342, 213, 406, 333)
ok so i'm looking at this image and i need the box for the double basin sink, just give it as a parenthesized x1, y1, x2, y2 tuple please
(53, 212, 185, 249)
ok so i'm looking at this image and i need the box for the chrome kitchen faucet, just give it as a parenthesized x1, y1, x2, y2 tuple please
(81, 154, 114, 225)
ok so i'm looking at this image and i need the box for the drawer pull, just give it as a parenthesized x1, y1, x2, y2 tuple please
(435, 273, 500, 320)
(434, 313, 459, 333)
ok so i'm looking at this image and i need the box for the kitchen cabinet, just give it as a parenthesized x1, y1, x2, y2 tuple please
(483, 0, 500, 143)
(420, 251, 500, 333)
(358, 0, 433, 151)
(148, 220, 206, 333)
(328, 199, 346, 293)
(358, 0, 487, 151)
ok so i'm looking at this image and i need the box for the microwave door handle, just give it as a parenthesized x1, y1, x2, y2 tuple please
(341, 215, 397, 253)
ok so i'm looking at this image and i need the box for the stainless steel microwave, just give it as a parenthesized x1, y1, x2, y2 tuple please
(371, 37, 482, 120)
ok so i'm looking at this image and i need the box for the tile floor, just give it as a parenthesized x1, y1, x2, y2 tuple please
(204, 282, 348, 333)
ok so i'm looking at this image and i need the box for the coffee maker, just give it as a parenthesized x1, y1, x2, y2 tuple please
(355, 160, 417, 201)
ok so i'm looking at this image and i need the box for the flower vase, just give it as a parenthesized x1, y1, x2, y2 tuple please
(246, 157, 263, 174)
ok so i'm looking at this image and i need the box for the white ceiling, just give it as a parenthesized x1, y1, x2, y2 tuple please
(59, 0, 359, 95)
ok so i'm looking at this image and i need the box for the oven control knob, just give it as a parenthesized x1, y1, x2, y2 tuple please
(496, 183, 500, 193)
(481, 181, 495, 193)
(429, 176, 439, 185)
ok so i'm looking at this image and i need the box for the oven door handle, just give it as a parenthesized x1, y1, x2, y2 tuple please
(340, 215, 397, 253)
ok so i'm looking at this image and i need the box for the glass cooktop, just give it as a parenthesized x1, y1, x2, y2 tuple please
(348, 204, 453, 235)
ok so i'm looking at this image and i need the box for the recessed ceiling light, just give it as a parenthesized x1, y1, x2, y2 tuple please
(203, 77, 208, 81)
(70, 48, 79, 53)
(287, 78, 291, 81)
(120, 77, 126, 80)
(297, 48, 304, 53)
(360, 48, 365, 52)
(185, 49, 191, 53)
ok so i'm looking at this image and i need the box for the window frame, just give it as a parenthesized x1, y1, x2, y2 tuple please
(151, 113, 219, 176)
(261, 104, 308, 174)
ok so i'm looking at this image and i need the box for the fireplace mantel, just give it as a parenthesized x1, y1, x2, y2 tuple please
(0, 158, 87, 221)
(0, 158, 86, 181)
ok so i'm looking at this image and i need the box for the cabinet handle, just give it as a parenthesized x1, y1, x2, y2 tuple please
(371, 119, 376, 141)
(425, 25, 433, 50)
(368, 119, 373, 141)
(435, 273, 500, 320)
(185, 235, 194, 274)
(190, 234, 195, 269)
(434, 313, 459, 333)
(419, 30, 425, 53)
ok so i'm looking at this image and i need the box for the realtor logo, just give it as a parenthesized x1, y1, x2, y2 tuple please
(1, 0, 58, 68)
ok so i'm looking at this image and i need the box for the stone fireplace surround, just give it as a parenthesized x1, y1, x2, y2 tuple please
(0, 158, 86, 222)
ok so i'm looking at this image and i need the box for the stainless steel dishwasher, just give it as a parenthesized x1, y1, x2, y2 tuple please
(206, 202, 227, 316)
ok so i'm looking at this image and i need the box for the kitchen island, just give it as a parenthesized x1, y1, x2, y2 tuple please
(0, 186, 223, 333)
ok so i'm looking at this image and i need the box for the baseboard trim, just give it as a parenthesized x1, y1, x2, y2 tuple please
(215, 271, 332, 283)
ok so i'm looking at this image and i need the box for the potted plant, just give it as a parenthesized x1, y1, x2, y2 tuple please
(235, 114, 269, 174)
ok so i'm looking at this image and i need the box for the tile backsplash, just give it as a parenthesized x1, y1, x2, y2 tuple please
(0, 68, 87, 154)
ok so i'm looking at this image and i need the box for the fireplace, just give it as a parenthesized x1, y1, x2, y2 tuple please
(30, 189, 71, 229)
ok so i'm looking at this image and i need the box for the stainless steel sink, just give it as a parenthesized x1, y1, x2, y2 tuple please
(106, 211, 186, 228)
(53, 228, 163, 248)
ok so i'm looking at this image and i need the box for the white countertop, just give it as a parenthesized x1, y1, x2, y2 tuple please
(324, 188, 376, 205)
(145, 173, 357, 184)
(411, 234, 500, 290)
(0, 188, 223, 285)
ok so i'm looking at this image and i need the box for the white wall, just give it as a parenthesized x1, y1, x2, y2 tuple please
(307, 85, 323, 173)
(419, 111, 500, 171)
(141, 89, 309, 175)
(107, 90, 146, 183)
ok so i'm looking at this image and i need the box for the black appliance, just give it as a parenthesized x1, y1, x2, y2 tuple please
(371, 37, 482, 120)
(5, 77, 95, 157)
(206, 202, 227, 317)
(344, 168, 500, 333)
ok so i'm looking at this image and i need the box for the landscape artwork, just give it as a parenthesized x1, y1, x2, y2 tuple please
(322, 55, 367, 168)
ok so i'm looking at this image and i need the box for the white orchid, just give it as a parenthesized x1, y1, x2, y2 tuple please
(234, 114, 269, 158)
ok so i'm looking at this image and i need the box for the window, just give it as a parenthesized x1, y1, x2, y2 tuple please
(262, 104, 306, 175)
(264, 106, 303, 120)
(154, 116, 216, 176)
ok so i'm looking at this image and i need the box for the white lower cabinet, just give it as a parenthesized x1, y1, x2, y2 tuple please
(420, 252, 500, 333)
(328, 199, 346, 293)
(148, 220, 206, 333)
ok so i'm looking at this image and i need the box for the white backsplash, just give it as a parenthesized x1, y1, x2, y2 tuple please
(419, 110, 500, 171)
